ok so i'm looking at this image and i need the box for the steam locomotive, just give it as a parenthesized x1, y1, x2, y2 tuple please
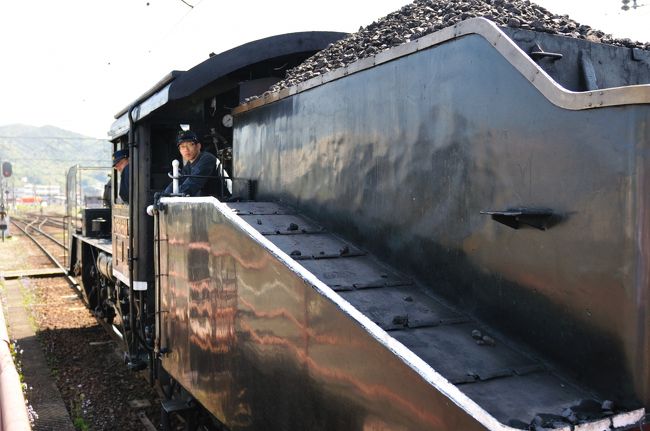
(67, 18, 650, 431)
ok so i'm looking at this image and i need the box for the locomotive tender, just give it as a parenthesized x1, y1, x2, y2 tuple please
(67, 17, 650, 431)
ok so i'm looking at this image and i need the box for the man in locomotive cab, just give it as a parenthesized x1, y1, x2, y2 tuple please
(112, 149, 129, 204)
(163, 130, 220, 197)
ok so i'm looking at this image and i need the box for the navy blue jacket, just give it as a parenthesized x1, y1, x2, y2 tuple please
(119, 164, 129, 204)
(163, 151, 218, 197)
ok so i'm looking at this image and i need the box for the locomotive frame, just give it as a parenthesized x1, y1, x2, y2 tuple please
(66, 18, 650, 431)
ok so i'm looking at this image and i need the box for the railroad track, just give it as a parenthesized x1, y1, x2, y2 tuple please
(23, 218, 65, 249)
(10, 214, 129, 338)
(40, 216, 66, 230)
(14, 214, 67, 238)
(11, 214, 117, 331)
(11, 216, 67, 260)
(9, 217, 71, 280)
(11, 215, 131, 353)
(3, 215, 160, 430)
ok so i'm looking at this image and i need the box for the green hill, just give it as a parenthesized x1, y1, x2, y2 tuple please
(0, 124, 111, 191)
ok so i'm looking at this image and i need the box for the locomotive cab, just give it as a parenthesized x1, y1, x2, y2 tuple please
(108, 30, 346, 287)
(104, 32, 346, 374)
(63, 32, 346, 393)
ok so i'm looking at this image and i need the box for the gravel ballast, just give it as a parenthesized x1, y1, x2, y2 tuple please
(0, 222, 177, 430)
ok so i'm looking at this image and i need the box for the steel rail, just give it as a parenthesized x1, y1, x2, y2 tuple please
(13, 217, 127, 344)
(14, 214, 64, 225)
(9, 219, 78, 291)
(6, 220, 155, 431)
(32, 224, 66, 249)
(11, 218, 126, 349)
(36, 216, 66, 229)
(13, 216, 66, 249)
(43, 217, 65, 228)
(22, 219, 127, 344)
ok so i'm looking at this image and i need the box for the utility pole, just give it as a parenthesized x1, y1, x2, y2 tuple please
(0, 159, 8, 241)
(0, 159, 8, 209)
(0, 165, 4, 208)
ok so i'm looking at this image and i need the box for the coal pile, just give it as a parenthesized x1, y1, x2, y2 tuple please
(257, 0, 649, 98)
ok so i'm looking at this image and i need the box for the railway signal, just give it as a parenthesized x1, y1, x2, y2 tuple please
(2, 161, 11, 178)
(0, 206, 7, 242)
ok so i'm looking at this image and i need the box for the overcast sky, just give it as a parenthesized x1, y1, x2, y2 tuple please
(1, 0, 649, 139)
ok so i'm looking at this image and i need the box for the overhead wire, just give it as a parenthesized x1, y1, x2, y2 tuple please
(0, 136, 107, 141)
(1, 159, 108, 162)
(144, 0, 205, 56)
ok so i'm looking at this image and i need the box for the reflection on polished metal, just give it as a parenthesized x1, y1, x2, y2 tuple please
(231, 16, 650, 430)
(158, 198, 644, 430)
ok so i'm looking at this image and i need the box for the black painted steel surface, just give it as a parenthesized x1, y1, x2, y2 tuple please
(501, 27, 650, 91)
(157, 199, 645, 430)
(111, 32, 346, 134)
(158, 199, 493, 430)
(167, 32, 347, 102)
(233, 32, 650, 410)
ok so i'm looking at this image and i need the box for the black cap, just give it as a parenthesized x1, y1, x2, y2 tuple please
(112, 149, 129, 166)
(176, 130, 199, 146)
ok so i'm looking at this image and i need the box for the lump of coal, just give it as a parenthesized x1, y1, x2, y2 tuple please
(531, 413, 571, 429)
(246, 0, 648, 103)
